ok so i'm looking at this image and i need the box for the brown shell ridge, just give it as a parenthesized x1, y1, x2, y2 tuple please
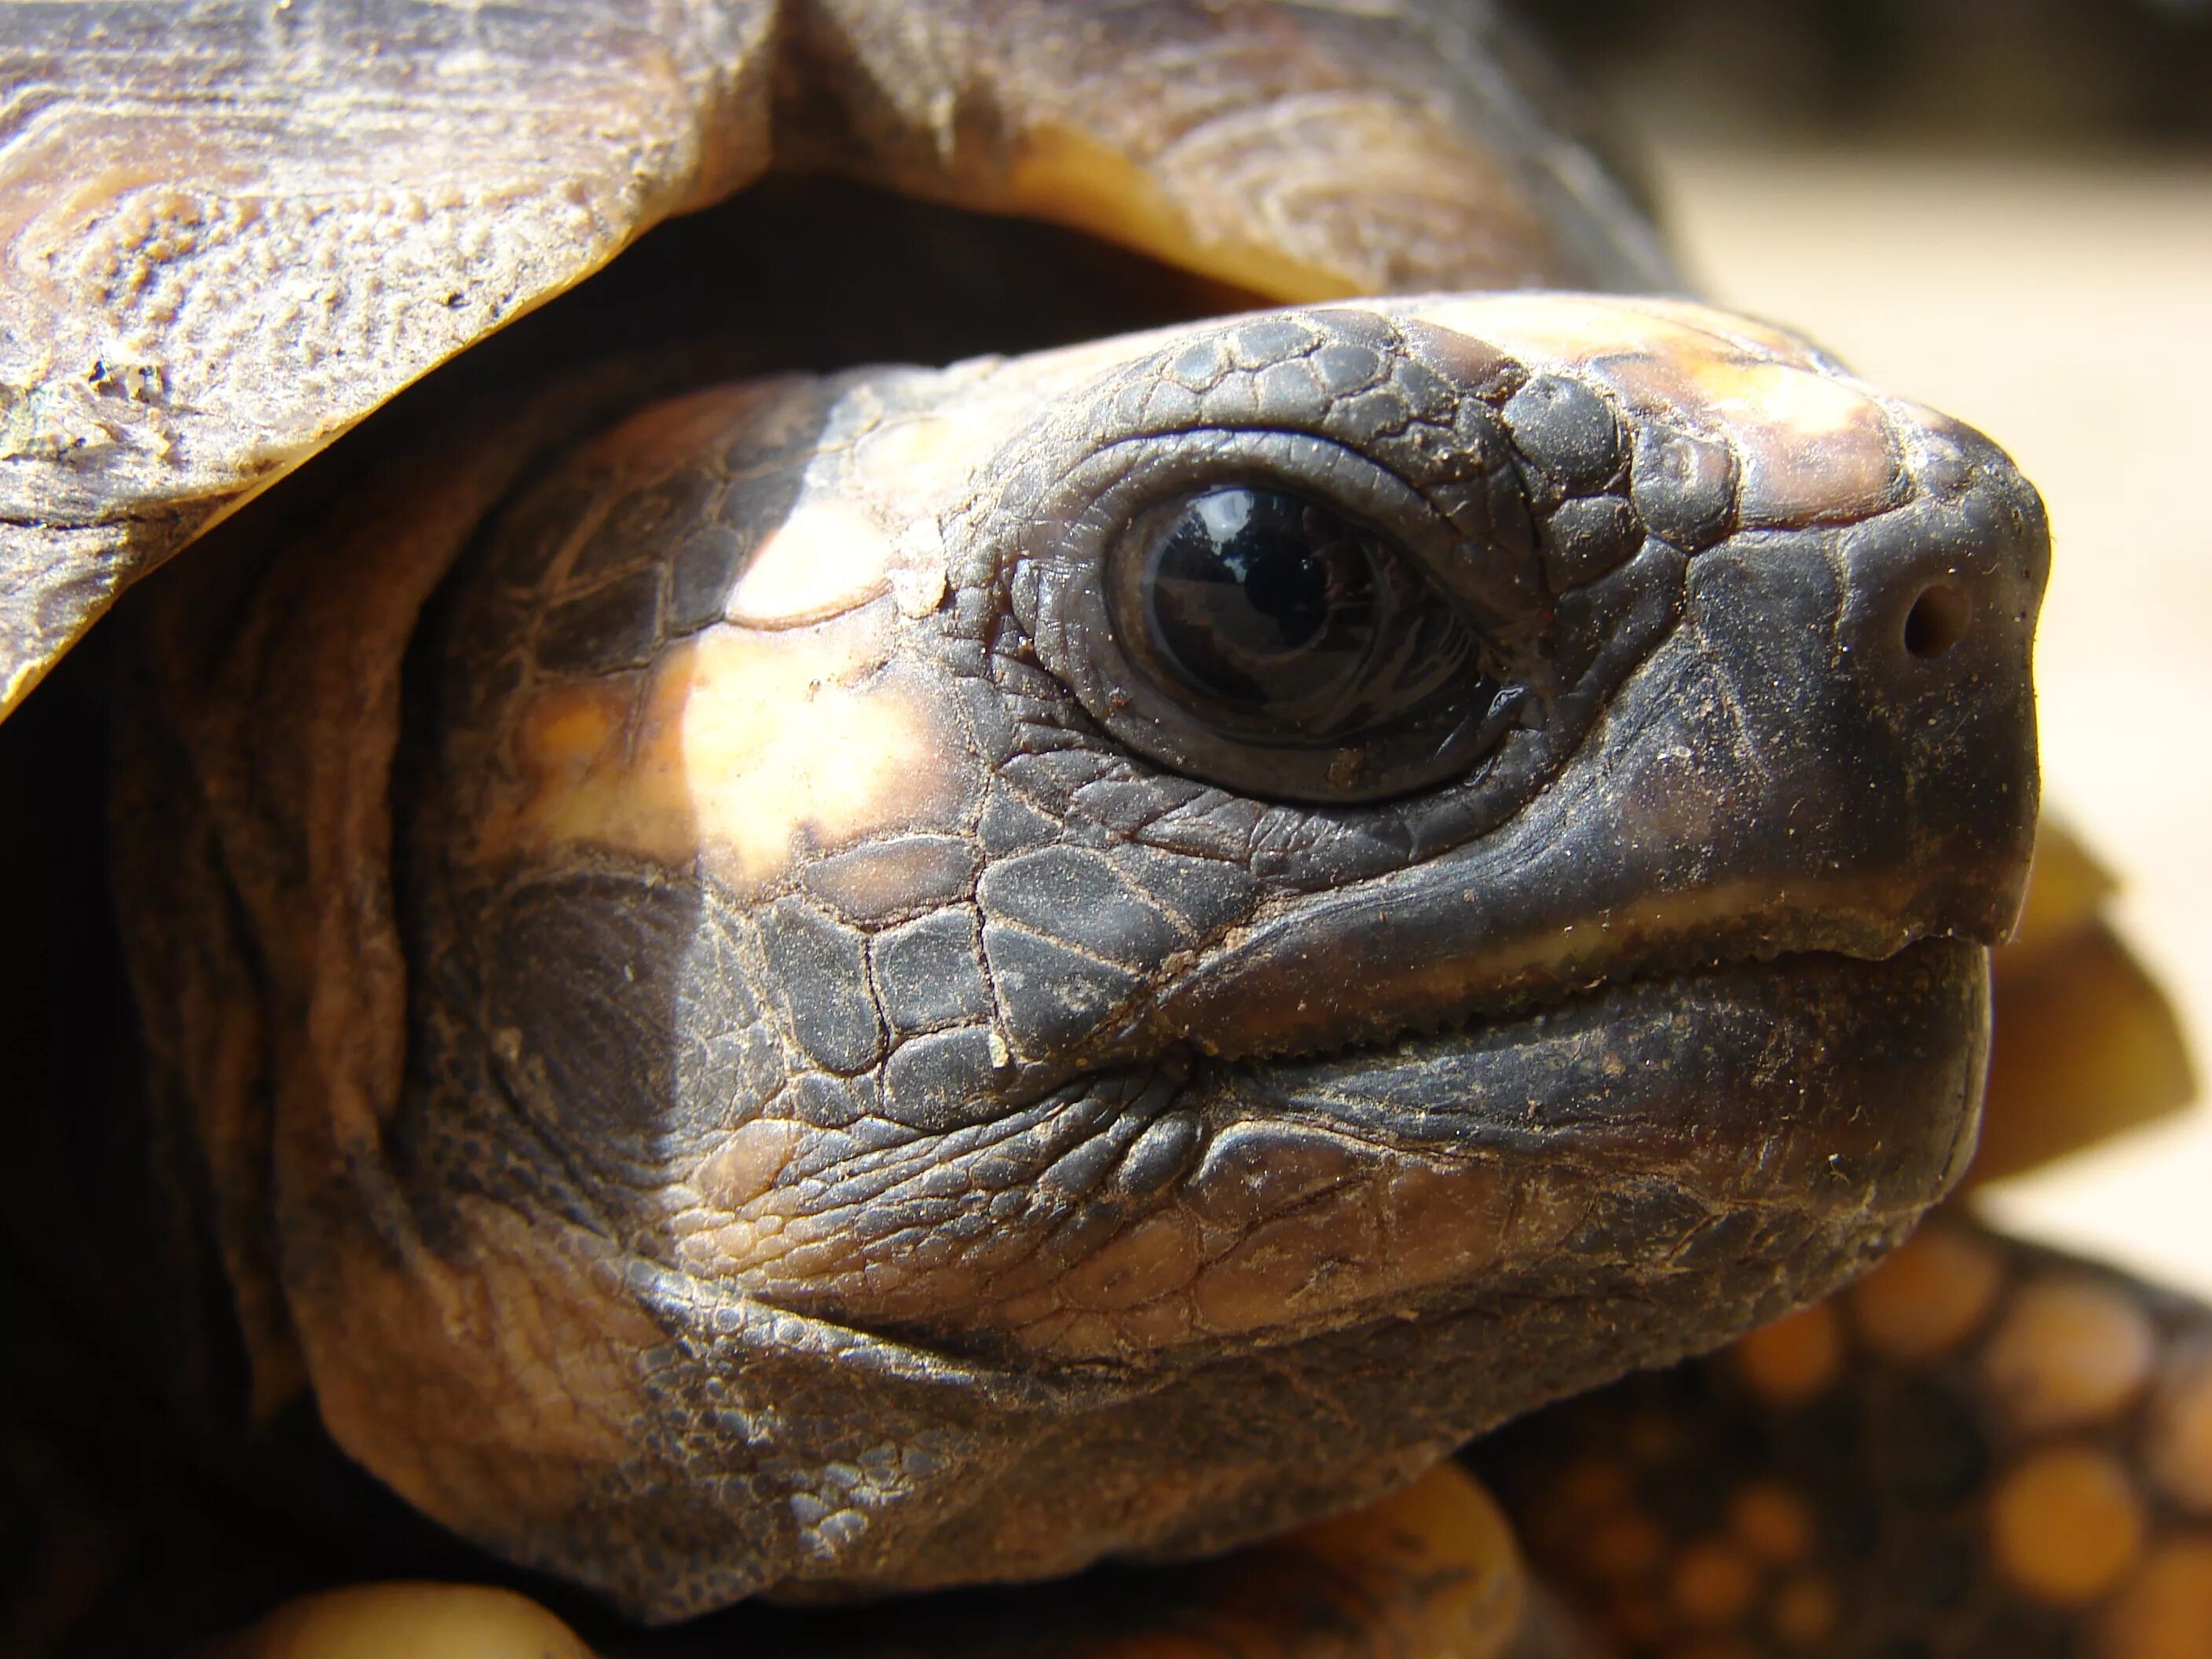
(0, 0, 781, 718)
(0, 0, 1679, 723)
(771, 0, 1678, 306)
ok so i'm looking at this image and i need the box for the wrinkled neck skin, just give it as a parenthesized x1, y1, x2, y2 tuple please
(130, 295, 2045, 1621)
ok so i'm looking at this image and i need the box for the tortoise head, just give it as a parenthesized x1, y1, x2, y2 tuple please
(245, 291, 2039, 1617)
(13, 0, 2040, 1626)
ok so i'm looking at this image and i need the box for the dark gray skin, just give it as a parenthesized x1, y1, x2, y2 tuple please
(0, 1, 2128, 1652)
(114, 294, 2035, 1621)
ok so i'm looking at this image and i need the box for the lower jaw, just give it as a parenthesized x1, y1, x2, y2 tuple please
(771, 1173, 1931, 1607)
(599, 948, 1987, 1612)
(1226, 936, 1990, 1207)
(754, 941, 1985, 1374)
(1053, 937, 1992, 1360)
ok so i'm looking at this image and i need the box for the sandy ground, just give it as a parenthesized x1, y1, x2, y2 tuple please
(1651, 146, 2212, 1295)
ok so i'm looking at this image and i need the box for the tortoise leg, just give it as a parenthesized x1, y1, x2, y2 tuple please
(1473, 1211, 2212, 1658)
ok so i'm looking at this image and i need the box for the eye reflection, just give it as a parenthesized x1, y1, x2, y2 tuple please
(1095, 479, 1503, 791)
(1141, 485, 1387, 708)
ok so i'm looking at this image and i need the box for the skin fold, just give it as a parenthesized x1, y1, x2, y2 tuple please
(113, 291, 2043, 1621)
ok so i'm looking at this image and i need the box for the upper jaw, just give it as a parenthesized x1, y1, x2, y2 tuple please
(1137, 456, 2042, 1065)
(960, 304, 2044, 1086)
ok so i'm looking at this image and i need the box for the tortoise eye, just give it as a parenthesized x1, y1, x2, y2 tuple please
(1105, 485, 1491, 762)
(1130, 487, 1384, 710)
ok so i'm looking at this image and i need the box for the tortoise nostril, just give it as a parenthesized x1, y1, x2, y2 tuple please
(1903, 582, 1971, 659)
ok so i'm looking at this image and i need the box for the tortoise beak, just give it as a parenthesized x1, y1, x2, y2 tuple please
(1158, 416, 2046, 1061)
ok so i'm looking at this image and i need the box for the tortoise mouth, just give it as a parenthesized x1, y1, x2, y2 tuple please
(1187, 894, 1959, 1062)
(1219, 936, 1987, 1174)
(1149, 864, 2008, 1073)
(921, 937, 1987, 1365)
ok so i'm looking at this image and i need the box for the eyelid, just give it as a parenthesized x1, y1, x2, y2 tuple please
(1055, 427, 1506, 628)
(976, 315, 1573, 804)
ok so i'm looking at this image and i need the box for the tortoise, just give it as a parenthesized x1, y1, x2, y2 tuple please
(0, 2, 2202, 1655)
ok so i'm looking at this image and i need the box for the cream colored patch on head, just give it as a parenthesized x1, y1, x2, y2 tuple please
(1020, 326, 1194, 389)
(1401, 294, 1904, 528)
(726, 499, 899, 627)
(849, 410, 991, 504)
(694, 1119, 806, 1210)
(496, 606, 979, 894)
(724, 369, 1105, 631)
(842, 342, 1163, 495)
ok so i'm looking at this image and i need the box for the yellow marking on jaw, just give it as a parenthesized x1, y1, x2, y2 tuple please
(932, 1139, 1547, 1360)
(1057, 1211, 1203, 1314)
(496, 609, 976, 895)
(307, 1200, 663, 1539)
(1186, 1183, 1385, 1337)
(695, 1119, 804, 1211)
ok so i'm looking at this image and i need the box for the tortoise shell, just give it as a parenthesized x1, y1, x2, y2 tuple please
(0, 0, 1668, 716)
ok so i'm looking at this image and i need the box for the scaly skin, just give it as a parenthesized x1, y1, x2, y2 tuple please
(0, 5, 2194, 1657)
(110, 291, 2042, 1629)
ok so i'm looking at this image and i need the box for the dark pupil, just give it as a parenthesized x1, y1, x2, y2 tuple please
(1144, 487, 1382, 707)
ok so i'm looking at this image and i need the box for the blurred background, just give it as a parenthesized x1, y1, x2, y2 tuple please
(1531, 0, 2212, 1295)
